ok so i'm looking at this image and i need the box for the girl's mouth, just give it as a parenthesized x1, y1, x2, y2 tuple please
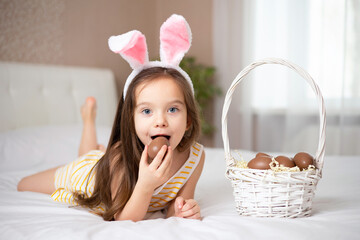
(151, 135, 170, 140)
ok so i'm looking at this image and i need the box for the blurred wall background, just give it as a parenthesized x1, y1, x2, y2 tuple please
(0, 0, 213, 93)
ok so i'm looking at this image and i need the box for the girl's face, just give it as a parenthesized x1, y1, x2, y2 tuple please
(134, 77, 189, 151)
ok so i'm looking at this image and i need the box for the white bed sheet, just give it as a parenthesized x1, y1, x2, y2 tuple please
(0, 125, 359, 240)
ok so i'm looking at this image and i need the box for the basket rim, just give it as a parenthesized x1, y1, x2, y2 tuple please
(226, 164, 322, 186)
(221, 58, 326, 172)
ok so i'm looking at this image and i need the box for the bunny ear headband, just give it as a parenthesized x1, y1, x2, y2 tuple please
(108, 14, 193, 99)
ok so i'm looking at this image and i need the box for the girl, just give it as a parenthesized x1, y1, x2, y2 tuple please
(17, 14, 205, 221)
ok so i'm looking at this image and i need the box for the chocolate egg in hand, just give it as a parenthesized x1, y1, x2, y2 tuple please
(275, 156, 295, 168)
(148, 137, 170, 163)
(247, 155, 272, 170)
(293, 152, 314, 170)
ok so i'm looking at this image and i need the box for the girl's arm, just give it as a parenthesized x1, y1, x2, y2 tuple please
(114, 145, 174, 221)
(113, 181, 154, 221)
(166, 150, 205, 219)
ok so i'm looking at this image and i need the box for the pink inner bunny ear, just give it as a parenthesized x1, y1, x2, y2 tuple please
(108, 30, 149, 69)
(160, 14, 192, 66)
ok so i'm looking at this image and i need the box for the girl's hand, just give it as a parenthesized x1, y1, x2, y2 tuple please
(137, 145, 173, 190)
(173, 196, 201, 220)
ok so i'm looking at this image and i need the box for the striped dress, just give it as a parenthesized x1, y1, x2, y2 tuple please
(51, 150, 105, 213)
(51, 142, 203, 214)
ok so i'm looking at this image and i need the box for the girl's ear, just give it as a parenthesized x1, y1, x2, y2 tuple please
(160, 14, 192, 66)
(186, 117, 192, 131)
(108, 30, 149, 69)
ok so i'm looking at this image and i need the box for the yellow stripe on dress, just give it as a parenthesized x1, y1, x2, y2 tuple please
(65, 192, 70, 203)
(63, 164, 71, 187)
(151, 197, 168, 202)
(51, 189, 60, 200)
(168, 182, 183, 185)
(50, 191, 56, 198)
(164, 195, 175, 199)
(59, 190, 65, 201)
(87, 172, 96, 195)
(163, 186, 180, 190)
(63, 162, 74, 186)
(79, 169, 92, 191)
(74, 164, 93, 191)
(59, 166, 65, 187)
(70, 161, 93, 179)
(158, 191, 177, 195)
(54, 190, 62, 201)
(149, 203, 162, 207)
(174, 176, 187, 180)
(192, 145, 200, 151)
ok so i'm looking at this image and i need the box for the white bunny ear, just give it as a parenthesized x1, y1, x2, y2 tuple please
(108, 30, 149, 69)
(160, 14, 192, 66)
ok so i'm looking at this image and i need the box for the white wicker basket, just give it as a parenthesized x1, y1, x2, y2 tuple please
(221, 58, 326, 218)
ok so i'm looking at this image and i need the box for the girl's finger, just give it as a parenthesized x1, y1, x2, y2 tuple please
(174, 196, 185, 217)
(157, 146, 173, 174)
(175, 196, 185, 209)
(181, 205, 200, 218)
(181, 199, 197, 212)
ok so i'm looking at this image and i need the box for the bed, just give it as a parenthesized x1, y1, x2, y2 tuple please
(0, 61, 359, 240)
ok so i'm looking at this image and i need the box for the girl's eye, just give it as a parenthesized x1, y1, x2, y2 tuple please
(142, 109, 152, 115)
(168, 107, 178, 113)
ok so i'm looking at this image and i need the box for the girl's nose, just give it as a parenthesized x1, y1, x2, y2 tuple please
(155, 113, 168, 127)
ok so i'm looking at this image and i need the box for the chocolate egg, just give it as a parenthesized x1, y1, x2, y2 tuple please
(148, 137, 170, 161)
(256, 152, 272, 158)
(247, 156, 272, 170)
(275, 155, 295, 168)
(293, 152, 314, 170)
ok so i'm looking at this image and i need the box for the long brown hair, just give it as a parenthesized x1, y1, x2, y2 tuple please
(75, 67, 201, 221)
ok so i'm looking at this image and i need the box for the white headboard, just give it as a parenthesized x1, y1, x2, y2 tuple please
(0, 62, 118, 131)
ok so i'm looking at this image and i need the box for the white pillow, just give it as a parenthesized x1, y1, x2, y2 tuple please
(0, 125, 111, 172)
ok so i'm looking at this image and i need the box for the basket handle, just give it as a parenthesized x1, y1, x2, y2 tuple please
(221, 58, 326, 171)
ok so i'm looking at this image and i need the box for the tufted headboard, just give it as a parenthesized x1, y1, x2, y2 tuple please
(0, 62, 118, 132)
